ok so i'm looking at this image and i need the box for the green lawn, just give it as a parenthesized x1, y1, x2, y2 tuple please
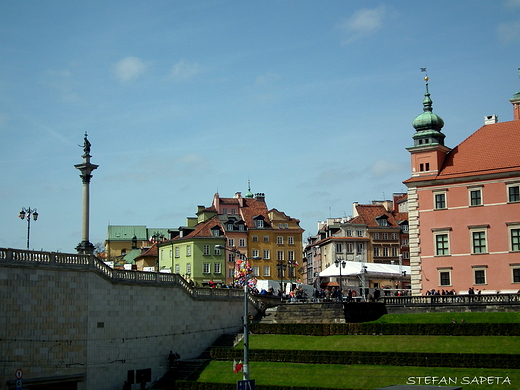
(197, 361, 519, 390)
(242, 334, 520, 354)
(369, 311, 520, 323)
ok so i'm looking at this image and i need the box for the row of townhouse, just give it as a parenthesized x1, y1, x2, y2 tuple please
(303, 194, 410, 289)
(155, 190, 304, 287)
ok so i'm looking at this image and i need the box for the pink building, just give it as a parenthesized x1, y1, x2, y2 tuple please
(404, 77, 520, 295)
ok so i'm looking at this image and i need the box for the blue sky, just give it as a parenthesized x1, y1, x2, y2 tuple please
(1, 0, 520, 252)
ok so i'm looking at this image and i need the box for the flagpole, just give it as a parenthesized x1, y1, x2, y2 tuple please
(243, 280, 249, 381)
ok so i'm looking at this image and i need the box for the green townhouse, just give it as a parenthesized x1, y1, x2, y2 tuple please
(157, 215, 227, 287)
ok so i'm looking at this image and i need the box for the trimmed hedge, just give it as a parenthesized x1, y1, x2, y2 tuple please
(210, 348, 520, 369)
(174, 381, 364, 390)
(250, 322, 520, 336)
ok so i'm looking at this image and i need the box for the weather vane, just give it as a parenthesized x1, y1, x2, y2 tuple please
(420, 67, 428, 82)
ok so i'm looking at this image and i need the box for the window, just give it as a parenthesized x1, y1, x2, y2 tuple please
(263, 249, 270, 259)
(228, 268, 234, 278)
(336, 243, 342, 253)
(263, 266, 270, 277)
(212, 229, 220, 237)
(214, 263, 221, 274)
(252, 249, 260, 258)
(511, 227, 520, 252)
(357, 243, 364, 253)
(227, 223, 234, 231)
(379, 219, 388, 227)
(346, 243, 354, 253)
(403, 251, 410, 259)
(175, 264, 180, 274)
(402, 224, 409, 233)
(512, 266, 520, 283)
(278, 223, 283, 228)
(402, 238, 409, 246)
(434, 191, 447, 209)
(508, 184, 520, 203)
(392, 247, 398, 257)
(203, 245, 210, 255)
(203, 263, 211, 274)
(288, 251, 295, 261)
(373, 233, 379, 240)
(231, 209, 236, 215)
(277, 236, 283, 244)
(238, 224, 245, 231)
(392, 233, 398, 240)
(346, 230, 353, 237)
(288, 236, 294, 245)
(186, 245, 191, 256)
(357, 230, 364, 237)
(473, 267, 486, 285)
(223, 208, 228, 215)
(382, 233, 389, 240)
(469, 188, 482, 206)
(277, 251, 284, 261)
(239, 238, 246, 247)
(255, 219, 264, 228)
(228, 238, 234, 247)
(472, 231, 487, 254)
(175, 247, 180, 258)
(252, 235, 258, 242)
(374, 247, 380, 257)
(288, 266, 295, 278)
(382, 247, 389, 257)
(228, 253, 235, 263)
(438, 269, 451, 286)
(435, 234, 449, 256)
(214, 246, 221, 255)
(252, 266, 259, 276)
(284, 223, 289, 229)
(186, 263, 191, 275)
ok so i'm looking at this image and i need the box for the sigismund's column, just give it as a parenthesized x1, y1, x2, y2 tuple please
(74, 132, 99, 255)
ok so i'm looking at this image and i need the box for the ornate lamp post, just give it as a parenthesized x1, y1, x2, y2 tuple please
(215, 245, 261, 381)
(334, 259, 346, 301)
(19, 207, 38, 250)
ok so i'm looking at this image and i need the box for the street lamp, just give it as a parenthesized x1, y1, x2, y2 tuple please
(215, 245, 261, 381)
(334, 259, 346, 301)
(19, 207, 38, 250)
(276, 260, 287, 299)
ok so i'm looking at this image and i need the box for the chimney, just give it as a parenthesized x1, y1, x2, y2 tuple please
(254, 193, 265, 202)
(484, 115, 498, 125)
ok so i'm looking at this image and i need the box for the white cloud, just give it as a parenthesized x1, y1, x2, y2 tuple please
(505, 0, 520, 8)
(168, 59, 202, 82)
(255, 72, 281, 86)
(497, 19, 520, 44)
(112, 56, 148, 82)
(369, 159, 405, 177)
(337, 5, 389, 44)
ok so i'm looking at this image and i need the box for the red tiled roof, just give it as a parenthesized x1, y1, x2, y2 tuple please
(240, 198, 271, 228)
(354, 205, 399, 228)
(405, 120, 520, 183)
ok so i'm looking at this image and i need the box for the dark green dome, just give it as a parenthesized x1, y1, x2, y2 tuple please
(412, 89, 444, 132)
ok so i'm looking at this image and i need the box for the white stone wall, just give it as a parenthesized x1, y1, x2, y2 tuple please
(0, 264, 245, 390)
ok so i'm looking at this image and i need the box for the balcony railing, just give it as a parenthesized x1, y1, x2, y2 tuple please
(381, 293, 520, 305)
(0, 247, 250, 303)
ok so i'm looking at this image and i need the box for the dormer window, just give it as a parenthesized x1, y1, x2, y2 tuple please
(227, 223, 234, 231)
(376, 215, 389, 227)
(256, 219, 264, 228)
(211, 226, 222, 237)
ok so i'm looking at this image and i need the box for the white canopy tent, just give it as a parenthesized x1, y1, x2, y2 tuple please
(319, 261, 410, 279)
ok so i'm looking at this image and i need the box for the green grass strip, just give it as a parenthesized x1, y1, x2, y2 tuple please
(242, 334, 520, 354)
(196, 361, 519, 390)
(369, 312, 520, 323)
